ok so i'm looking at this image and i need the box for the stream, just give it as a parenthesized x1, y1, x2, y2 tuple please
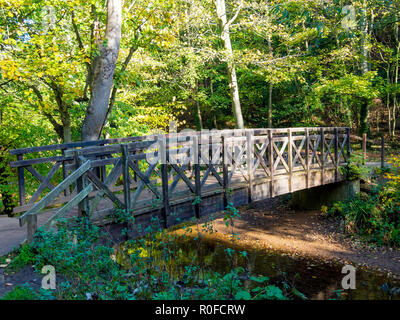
(120, 232, 400, 300)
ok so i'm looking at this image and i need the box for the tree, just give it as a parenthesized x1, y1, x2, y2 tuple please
(213, 0, 244, 129)
(81, 0, 122, 141)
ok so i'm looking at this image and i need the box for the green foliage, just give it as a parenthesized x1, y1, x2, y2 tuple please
(110, 208, 136, 225)
(0, 0, 398, 145)
(340, 154, 370, 181)
(1, 285, 37, 300)
(328, 158, 400, 246)
(6, 244, 36, 272)
(1, 284, 54, 300)
(234, 290, 252, 300)
(152, 267, 287, 300)
(1, 200, 301, 300)
(29, 218, 136, 299)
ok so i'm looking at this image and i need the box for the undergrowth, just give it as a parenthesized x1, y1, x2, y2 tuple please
(1, 202, 303, 300)
(326, 156, 400, 247)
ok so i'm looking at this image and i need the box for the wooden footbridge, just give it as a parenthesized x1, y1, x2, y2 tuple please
(10, 127, 351, 243)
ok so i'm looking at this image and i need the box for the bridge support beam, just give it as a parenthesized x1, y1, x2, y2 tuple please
(290, 179, 360, 210)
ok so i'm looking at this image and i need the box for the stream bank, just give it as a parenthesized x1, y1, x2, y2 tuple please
(192, 197, 400, 275)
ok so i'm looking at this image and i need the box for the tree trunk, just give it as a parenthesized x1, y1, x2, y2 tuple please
(194, 80, 203, 130)
(359, 0, 369, 137)
(393, 14, 399, 137)
(81, 0, 122, 141)
(268, 83, 272, 128)
(61, 109, 71, 143)
(267, 11, 273, 128)
(210, 79, 218, 129)
(359, 101, 369, 136)
(214, 0, 244, 129)
(195, 99, 203, 131)
(376, 110, 379, 133)
(360, 0, 369, 75)
(100, 44, 138, 138)
(387, 93, 392, 138)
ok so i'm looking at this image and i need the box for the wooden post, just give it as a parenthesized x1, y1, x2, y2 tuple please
(246, 130, 253, 203)
(62, 149, 68, 196)
(17, 154, 26, 206)
(193, 135, 201, 218)
(305, 128, 310, 189)
(320, 128, 325, 185)
(100, 143, 106, 182)
(381, 136, 385, 168)
(334, 127, 339, 182)
(268, 130, 274, 198)
(287, 128, 293, 193)
(208, 132, 213, 173)
(82, 171, 90, 216)
(160, 137, 170, 228)
(95, 160, 101, 182)
(121, 144, 131, 215)
(132, 149, 138, 182)
(346, 127, 351, 162)
(74, 151, 84, 217)
(221, 135, 229, 208)
(187, 134, 193, 174)
(362, 133, 367, 165)
(121, 144, 131, 239)
(26, 214, 37, 244)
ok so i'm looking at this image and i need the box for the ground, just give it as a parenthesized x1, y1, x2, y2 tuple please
(0, 212, 52, 256)
(207, 197, 400, 275)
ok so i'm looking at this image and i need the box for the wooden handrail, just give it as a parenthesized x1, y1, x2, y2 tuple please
(10, 127, 349, 157)
(349, 134, 385, 167)
(19, 160, 91, 226)
(349, 134, 377, 144)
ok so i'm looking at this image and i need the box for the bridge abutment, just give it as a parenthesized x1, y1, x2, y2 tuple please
(289, 179, 360, 210)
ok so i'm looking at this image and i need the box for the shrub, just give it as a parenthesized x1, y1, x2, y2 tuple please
(6, 244, 36, 272)
(328, 155, 400, 246)
(340, 154, 370, 181)
(1, 284, 54, 300)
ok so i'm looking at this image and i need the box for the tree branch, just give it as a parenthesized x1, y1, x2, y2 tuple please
(28, 85, 64, 140)
(227, 0, 243, 27)
(71, 11, 85, 50)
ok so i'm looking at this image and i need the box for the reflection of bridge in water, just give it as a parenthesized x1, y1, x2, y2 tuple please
(10, 127, 351, 243)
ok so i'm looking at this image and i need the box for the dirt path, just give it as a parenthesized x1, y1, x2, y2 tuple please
(207, 198, 400, 275)
(0, 212, 57, 256)
(0, 216, 27, 256)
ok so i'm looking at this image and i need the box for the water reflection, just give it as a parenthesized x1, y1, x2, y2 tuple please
(119, 233, 400, 300)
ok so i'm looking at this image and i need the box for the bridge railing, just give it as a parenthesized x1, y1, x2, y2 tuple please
(349, 134, 386, 167)
(9, 129, 250, 214)
(11, 127, 351, 243)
